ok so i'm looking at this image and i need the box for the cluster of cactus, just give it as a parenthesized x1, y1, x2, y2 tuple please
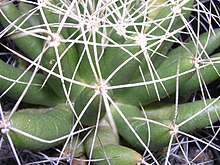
(0, 0, 220, 164)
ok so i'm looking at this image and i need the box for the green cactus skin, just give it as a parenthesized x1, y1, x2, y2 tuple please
(84, 119, 119, 152)
(0, 0, 44, 60)
(0, 0, 82, 100)
(31, 0, 82, 100)
(74, 86, 106, 126)
(175, 99, 220, 132)
(0, 59, 63, 106)
(64, 136, 86, 158)
(158, 28, 220, 70)
(41, 39, 83, 100)
(111, 103, 167, 152)
(130, 0, 195, 81)
(111, 99, 220, 152)
(110, 103, 151, 150)
(132, 27, 220, 81)
(147, 0, 167, 21)
(41, 0, 79, 71)
(4, 104, 74, 151)
(102, 1, 194, 86)
(88, 144, 143, 165)
(144, 99, 220, 133)
(84, 119, 143, 165)
(113, 54, 195, 106)
(18, 1, 41, 27)
(0, 0, 220, 163)
(77, 31, 105, 83)
(179, 53, 220, 96)
(102, 37, 141, 86)
(41, 0, 68, 35)
(74, 84, 113, 126)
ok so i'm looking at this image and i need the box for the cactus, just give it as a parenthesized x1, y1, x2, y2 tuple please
(0, 0, 220, 164)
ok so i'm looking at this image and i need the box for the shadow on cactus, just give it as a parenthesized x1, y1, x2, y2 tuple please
(0, 0, 220, 164)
